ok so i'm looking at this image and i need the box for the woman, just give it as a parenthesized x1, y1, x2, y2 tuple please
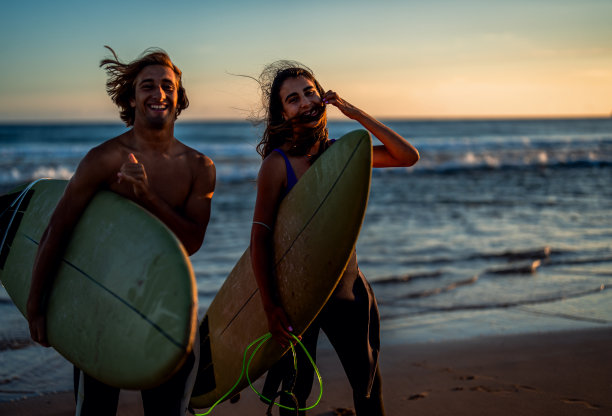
(250, 61, 419, 416)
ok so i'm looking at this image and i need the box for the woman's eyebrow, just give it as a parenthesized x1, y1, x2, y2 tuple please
(284, 86, 315, 102)
(284, 92, 299, 102)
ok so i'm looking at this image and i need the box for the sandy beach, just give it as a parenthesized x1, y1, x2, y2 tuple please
(1, 327, 610, 416)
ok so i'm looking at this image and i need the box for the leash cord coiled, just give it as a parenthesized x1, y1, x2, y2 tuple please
(195, 332, 322, 415)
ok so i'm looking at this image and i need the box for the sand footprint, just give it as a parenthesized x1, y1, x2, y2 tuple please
(561, 398, 601, 410)
(468, 384, 537, 394)
(332, 407, 356, 415)
(408, 392, 429, 400)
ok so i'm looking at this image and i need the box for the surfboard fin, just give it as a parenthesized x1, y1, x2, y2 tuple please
(192, 316, 217, 396)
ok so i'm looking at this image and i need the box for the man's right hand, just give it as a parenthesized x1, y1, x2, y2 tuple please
(117, 153, 152, 201)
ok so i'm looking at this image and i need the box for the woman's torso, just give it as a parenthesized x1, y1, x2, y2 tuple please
(273, 145, 362, 301)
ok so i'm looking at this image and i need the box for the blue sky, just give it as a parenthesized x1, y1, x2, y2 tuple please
(1, 0, 611, 121)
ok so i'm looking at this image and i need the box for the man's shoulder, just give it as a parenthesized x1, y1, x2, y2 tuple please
(176, 140, 214, 168)
(171, 141, 215, 191)
(80, 133, 130, 168)
(90, 132, 129, 152)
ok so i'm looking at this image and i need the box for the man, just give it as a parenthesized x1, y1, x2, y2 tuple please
(26, 46, 215, 415)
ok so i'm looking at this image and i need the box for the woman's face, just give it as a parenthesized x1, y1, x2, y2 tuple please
(279, 76, 322, 127)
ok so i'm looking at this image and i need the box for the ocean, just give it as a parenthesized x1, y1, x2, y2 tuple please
(1, 118, 611, 401)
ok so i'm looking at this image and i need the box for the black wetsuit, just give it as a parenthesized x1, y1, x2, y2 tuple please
(262, 148, 385, 416)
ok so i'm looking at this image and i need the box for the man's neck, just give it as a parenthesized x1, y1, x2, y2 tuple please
(130, 119, 176, 153)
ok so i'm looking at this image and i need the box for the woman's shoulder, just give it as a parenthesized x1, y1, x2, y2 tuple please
(260, 150, 287, 176)
(257, 150, 288, 197)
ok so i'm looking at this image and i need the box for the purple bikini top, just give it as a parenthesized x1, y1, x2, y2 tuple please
(273, 139, 335, 197)
(273, 148, 298, 197)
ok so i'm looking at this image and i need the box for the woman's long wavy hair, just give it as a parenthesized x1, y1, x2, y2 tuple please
(99, 46, 189, 126)
(254, 61, 328, 159)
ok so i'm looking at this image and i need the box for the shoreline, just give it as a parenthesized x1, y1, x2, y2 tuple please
(1, 326, 610, 415)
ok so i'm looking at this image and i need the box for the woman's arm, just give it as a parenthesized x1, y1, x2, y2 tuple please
(250, 154, 294, 347)
(323, 91, 420, 168)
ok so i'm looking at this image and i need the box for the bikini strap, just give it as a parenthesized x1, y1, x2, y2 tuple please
(273, 148, 298, 195)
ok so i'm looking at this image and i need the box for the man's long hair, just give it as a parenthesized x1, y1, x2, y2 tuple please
(99, 46, 189, 126)
(254, 61, 328, 159)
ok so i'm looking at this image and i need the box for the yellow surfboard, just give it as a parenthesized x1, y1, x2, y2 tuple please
(191, 130, 372, 409)
(0, 180, 197, 389)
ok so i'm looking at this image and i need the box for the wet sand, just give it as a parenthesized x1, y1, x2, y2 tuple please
(1, 327, 610, 415)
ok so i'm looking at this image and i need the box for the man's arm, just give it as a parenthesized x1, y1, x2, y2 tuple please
(27, 148, 110, 346)
(176, 154, 216, 254)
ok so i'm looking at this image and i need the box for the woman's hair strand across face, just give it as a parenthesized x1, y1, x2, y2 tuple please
(254, 60, 328, 159)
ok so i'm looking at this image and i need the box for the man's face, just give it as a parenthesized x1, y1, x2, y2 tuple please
(130, 65, 179, 128)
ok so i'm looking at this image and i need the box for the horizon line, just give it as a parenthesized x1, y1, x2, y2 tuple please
(0, 113, 611, 125)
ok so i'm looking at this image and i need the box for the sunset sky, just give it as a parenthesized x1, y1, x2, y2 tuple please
(1, 0, 611, 122)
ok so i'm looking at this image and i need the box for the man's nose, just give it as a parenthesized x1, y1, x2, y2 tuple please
(153, 85, 165, 99)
